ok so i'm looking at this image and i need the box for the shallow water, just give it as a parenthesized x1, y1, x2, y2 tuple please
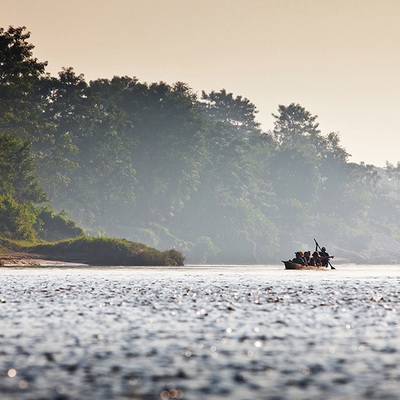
(0, 264, 399, 400)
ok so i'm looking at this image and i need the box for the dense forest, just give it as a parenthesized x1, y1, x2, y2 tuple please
(2, 26, 400, 264)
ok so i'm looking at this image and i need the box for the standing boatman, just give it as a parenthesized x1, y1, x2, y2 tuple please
(317, 246, 334, 268)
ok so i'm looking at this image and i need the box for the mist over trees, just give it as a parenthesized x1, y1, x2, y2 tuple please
(2, 26, 400, 263)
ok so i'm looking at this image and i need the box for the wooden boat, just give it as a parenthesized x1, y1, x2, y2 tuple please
(282, 260, 327, 270)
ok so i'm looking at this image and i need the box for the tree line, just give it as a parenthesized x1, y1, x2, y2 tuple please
(1, 26, 400, 263)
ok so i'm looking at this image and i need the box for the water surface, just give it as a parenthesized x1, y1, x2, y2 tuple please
(1, 264, 399, 399)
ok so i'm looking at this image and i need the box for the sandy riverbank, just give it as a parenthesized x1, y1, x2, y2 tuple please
(0, 251, 85, 267)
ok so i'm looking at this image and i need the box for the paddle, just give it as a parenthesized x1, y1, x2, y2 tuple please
(314, 238, 335, 270)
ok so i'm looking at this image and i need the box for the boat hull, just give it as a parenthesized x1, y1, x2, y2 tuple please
(282, 261, 326, 270)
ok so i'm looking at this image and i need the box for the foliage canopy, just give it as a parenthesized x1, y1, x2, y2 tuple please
(1, 26, 400, 263)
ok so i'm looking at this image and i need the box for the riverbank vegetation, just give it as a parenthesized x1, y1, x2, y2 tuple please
(0, 235, 184, 267)
(29, 237, 185, 266)
(1, 26, 400, 264)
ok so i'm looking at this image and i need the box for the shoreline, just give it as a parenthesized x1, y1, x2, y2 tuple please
(1, 253, 399, 268)
(0, 251, 86, 267)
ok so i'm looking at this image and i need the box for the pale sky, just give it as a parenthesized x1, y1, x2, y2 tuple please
(2, 0, 400, 167)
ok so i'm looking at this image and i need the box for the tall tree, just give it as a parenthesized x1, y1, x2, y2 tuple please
(0, 133, 46, 203)
(174, 90, 278, 263)
(385, 161, 400, 199)
(37, 71, 137, 231)
(272, 103, 320, 148)
(117, 79, 207, 230)
(0, 26, 48, 140)
(269, 104, 357, 254)
(0, 133, 47, 240)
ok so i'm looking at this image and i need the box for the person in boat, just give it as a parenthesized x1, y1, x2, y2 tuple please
(309, 251, 322, 266)
(317, 246, 334, 267)
(292, 251, 305, 265)
(303, 251, 311, 265)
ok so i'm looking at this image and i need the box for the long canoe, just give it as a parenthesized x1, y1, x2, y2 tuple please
(282, 260, 326, 270)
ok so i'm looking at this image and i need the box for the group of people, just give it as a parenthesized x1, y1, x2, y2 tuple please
(292, 245, 334, 268)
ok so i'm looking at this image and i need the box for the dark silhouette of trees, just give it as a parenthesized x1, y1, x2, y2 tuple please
(0, 26, 48, 140)
(0, 133, 46, 204)
(2, 25, 400, 262)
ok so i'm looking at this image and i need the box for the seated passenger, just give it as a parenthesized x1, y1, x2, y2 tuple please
(309, 251, 322, 266)
(292, 251, 305, 265)
(303, 251, 311, 265)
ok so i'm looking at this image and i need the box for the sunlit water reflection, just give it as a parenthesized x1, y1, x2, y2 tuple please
(0, 264, 399, 399)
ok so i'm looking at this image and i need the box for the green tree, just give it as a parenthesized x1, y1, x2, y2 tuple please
(174, 90, 278, 263)
(385, 161, 400, 199)
(0, 195, 37, 240)
(35, 71, 137, 232)
(116, 79, 207, 231)
(0, 133, 46, 203)
(0, 26, 48, 140)
(272, 103, 320, 148)
(0, 133, 47, 241)
(34, 67, 86, 199)
(269, 103, 356, 254)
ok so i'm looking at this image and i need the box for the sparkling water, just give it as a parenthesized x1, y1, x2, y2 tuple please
(1, 265, 399, 399)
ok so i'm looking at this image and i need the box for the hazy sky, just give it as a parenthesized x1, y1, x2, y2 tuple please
(2, 0, 400, 166)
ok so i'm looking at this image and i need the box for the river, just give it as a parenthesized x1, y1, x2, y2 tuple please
(0, 264, 399, 399)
